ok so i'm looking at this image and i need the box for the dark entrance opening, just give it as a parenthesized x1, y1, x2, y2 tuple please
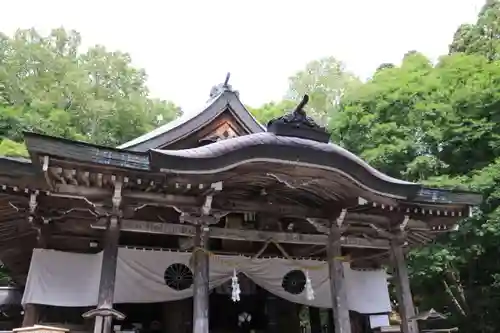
(209, 285, 267, 333)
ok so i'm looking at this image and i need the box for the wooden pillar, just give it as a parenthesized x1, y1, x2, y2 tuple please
(22, 304, 39, 327)
(83, 181, 125, 333)
(22, 193, 42, 327)
(391, 240, 418, 333)
(98, 216, 120, 308)
(309, 307, 322, 333)
(192, 224, 209, 333)
(83, 214, 125, 333)
(327, 221, 351, 333)
(95, 215, 120, 333)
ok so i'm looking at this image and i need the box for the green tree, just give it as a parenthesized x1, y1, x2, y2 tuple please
(286, 57, 360, 126)
(449, 0, 500, 61)
(332, 50, 500, 332)
(248, 100, 295, 125)
(0, 28, 181, 156)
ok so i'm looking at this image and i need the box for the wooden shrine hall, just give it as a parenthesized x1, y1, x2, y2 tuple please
(0, 76, 481, 333)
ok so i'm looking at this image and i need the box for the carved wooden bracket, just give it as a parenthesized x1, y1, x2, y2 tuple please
(399, 215, 410, 232)
(336, 209, 348, 227)
(369, 214, 410, 243)
(177, 181, 224, 225)
(307, 209, 348, 234)
(28, 191, 39, 224)
(306, 218, 329, 234)
(111, 177, 123, 216)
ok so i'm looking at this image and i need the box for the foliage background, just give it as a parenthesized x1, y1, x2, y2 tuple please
(1, 1, 500, 332)
(0, 28, 181, 157)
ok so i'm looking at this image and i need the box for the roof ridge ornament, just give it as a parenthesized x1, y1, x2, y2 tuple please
(223, 72, 231, 88)
(266, 95, 331, 143)
(209, 72, 240, 99)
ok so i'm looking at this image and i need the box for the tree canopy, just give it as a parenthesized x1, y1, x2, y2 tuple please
(0, 28, 181, 157)
(449, 0, 500, 60)
(333, 51, 500, 332)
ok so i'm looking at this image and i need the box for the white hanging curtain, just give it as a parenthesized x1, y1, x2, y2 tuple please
(22, 248, 391, 314)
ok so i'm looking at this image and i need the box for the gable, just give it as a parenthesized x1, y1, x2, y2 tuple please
(199, 121, 239, 144)
(118, 78, 264, 152)
(160, 108, 254, 150)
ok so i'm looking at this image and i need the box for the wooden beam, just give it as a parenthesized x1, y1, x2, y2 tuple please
(91, 219, 390, 249)
(54, 184, 201, 206)
(327, 221, 352, 333)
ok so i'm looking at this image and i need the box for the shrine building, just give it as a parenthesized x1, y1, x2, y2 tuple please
(0, 75, 482, 333)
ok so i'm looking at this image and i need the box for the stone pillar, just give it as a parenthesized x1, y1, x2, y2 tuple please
(192, 225, 209, 333)
(327, 221, 351, 333)
(390, 239, 418, 333)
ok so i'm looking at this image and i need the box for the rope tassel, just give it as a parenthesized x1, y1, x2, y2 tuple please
(231, 269, 241, 302)
(305, 270, 315, 301)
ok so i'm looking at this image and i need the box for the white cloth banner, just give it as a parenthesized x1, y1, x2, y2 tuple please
(22, 248, 391, 314)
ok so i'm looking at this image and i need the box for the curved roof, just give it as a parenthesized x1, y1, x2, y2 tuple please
(118, 86, 264, 152)
(150, 132, 420, 200)
(21, 130, 481, 206)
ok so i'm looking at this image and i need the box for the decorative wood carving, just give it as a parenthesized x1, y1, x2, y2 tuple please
(267, 95, 331, 143)
(54, 184, 391, 220)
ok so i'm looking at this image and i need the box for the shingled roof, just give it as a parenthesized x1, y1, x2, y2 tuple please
(118, 73, 264, 151)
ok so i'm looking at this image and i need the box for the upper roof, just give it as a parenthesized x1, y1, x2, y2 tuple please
(19, 95, 483, 208)
(118, 73, 264, 152)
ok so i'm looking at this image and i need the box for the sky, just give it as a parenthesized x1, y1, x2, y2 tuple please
(0, 0, 485, 111)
